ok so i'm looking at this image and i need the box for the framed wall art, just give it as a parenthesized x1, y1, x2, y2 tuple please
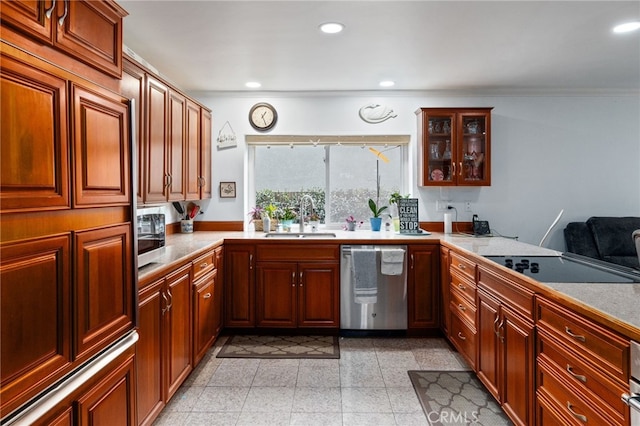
(219, 181, 236, 198)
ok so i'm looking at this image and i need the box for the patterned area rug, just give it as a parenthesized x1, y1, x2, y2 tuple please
(408, 371, 513, 425)
(216, 335, 340, 359)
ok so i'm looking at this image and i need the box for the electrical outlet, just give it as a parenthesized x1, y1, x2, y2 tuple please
(464, 201, 472, 212)
(436, 200, 449, 211)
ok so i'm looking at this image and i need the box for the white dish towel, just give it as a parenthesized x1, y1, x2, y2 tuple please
(381, 248, 405, 275)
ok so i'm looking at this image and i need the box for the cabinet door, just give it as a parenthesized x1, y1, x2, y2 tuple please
(199, 109, 212, 199)
(407, 245, 439, 330)
(144, 75, 168, 203)
(76, 352, 136, 426)
(0, 0, 54, 44)
(74, 223, 133, 360)
(136, 278, 164, 426)
(458, 111, 491, 186)
(298, 262, 340, 328)
(164, 264, 192, 401)
(53, 0, 125, 78)
(256, 262, 297, 328)
(419, 111, 456, 186)
(1, 52, 70, 212)
(185, 99, 201, 200)
(193, 270, 217, 365)
(167, 90, 186, 201)
(501, 307, 534, 426)
(0, 235, 72, 417)
(224, 245, 255, 327)
(213, 247, 224, 337)
(440, 247, 451, 335)
(121, 60, 145, 205)
(477, 289, 500, 402)
(71, 83, 129, 207)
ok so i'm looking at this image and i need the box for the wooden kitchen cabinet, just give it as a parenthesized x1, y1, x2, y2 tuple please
(0, 0, 127, 78)
(136, 263, 192, 426)
(477, 266, 535, 426)
(120, 59, 145, 204)
(447, 250, 478, 369)
(439, 246, 451, 335)
(167, 90, 186, 201)
(256, 261, 340, 328)
(185, 99, 201, 200)
(192, 246, 222, 365)
(535, 296, 630, 426)
(144, 74, 170, 203)
(224, 244, 256, 327)
(407, 245, 440, 332)
(416, 107, 492, 186)
(199, 109, 213, 199)
(0, 52, 70, 212)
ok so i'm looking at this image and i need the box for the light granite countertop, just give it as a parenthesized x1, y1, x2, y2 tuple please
(138, 229, 640, 341)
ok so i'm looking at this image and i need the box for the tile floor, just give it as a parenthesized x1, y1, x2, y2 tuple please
(153, 335, 471, 426)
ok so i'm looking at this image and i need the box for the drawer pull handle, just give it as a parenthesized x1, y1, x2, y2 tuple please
(292, 272, 296, 287)
(458, 283, 466, 290)
(203, 292, 211, 299)
(457, 332, 466, 341)
(565, 326, 586, 342)
(458, 263, 466, 270)
(493, 315, 501, 337)
(566, 402, 587, 423)
(200, 262, 208, 269)
(458, 304, 466, 311)
(45, 0, 57, 19)
(566, 365, 587, 383)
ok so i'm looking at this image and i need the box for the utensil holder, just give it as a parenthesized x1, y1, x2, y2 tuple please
(181, 219, 194, 233)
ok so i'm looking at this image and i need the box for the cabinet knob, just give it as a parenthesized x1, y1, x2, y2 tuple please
(457, 304, 466, 312)
(299, 271, 303, 287)
(566, 402, 587, 423)
(200, 262, 208, 269)
(203, 292, 212, 299)
(292, 272, 296, 287)
(458, 283, 466, 290)
(457, 332, 466, 341)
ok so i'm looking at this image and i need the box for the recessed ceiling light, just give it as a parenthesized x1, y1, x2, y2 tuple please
(245, 81, 261, 88)
(613, 21, 640, 33)
(319, 22, 344, 34)
(379, 80, 395, 87)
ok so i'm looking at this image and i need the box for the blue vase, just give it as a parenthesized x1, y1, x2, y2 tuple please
(370, 217, 382, 231)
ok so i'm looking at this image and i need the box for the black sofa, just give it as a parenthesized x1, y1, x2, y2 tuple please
(564, 216, 640, 269)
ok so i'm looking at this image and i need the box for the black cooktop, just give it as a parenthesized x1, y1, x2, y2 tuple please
(484, 254, 640, 283)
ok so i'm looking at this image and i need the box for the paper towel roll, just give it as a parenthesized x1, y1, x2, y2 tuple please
(444, 213, 452, 234)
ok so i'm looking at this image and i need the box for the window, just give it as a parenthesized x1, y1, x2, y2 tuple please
(248, 136, 409, 228)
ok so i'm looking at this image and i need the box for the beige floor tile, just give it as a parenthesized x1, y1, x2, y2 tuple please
(340, 364, 385, 387)
(192, 386, 250, 412)
(236, 410, 291, 426)
(341, 387, 392, 413)
(289, 412, 343, 426)
(342, 411, 398, 425)
(242, 386, 295, 412)
(296, 366, 340, 387)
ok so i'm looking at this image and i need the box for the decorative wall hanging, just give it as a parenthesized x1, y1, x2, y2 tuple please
(219, 181, 236, 198)
(358, 104, 397, 124)
(217, 120, 237, 149)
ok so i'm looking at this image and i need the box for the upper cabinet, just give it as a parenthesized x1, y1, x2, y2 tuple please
(121, 56, 212, 205)
(0, 0, 127, 78)
(416, 108, 492, 187)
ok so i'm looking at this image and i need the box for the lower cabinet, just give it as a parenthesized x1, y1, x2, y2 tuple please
(439, 246, 451, 335)
(136, 263, 192, 426)
(256, 261, 340, 328)
(407, 244, 440, 331)
(192, 268, 218, 365)
(224, 244, 256, 327)
(476, 267, 535, 426)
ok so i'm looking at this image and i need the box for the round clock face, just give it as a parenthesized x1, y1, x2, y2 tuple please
(249, 103, 277, 131)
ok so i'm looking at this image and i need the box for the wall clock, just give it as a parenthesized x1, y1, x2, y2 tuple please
(249, 102, 277, 131)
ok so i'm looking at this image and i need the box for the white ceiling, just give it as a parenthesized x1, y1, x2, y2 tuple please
(120, 1, 640, 93)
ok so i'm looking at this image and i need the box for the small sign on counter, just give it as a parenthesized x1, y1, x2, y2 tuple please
(398, 198, 419, 233)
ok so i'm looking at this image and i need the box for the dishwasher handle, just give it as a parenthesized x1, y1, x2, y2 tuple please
(622, 392, 640, 413)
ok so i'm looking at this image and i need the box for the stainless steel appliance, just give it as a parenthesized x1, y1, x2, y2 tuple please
(137, 213, 165, 268)
(623, 340, 640, 425)
(340, 245, 407, 331)
(484, 254, 640, 283)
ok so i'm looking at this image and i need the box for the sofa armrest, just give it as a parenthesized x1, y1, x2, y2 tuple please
(564, 222, 600, 259)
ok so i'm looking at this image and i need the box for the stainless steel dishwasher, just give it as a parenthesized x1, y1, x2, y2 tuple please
(340, 245, 407, 330)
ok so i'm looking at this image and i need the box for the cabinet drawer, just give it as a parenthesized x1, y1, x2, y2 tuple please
(537, 362, 624, 426)
(536, 298, 629, 385)
(478, 266, 534, 320)
(450, 271, 476, 304)
(450, 251, 476, 281)
(537, 330, 628, 424)
(450, 288, 476, 328)
(450, 313, 476, 370)
(192, 250, 215, 279)
(256, 244, 338, 261)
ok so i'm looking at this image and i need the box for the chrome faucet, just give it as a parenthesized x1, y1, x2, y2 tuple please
(299, 194, 315, 232)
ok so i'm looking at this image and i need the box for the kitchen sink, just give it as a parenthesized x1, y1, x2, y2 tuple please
(264, 232, 337, 238)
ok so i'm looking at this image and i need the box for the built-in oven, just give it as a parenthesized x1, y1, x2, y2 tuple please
(137, 213, 165, 268)
(622, 340, 640, 425)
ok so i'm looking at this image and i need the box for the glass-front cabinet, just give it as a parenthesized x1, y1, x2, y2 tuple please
(416, 108, 493, 186)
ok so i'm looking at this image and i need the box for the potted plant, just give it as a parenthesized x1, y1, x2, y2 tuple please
(280, 207, 297, 232)
(344, 215, 362, 231)
(247, 206, 264, 231)
(368, 198, 388, 231)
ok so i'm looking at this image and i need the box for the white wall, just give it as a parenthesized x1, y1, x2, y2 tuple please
(189, 90, 640, 251)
